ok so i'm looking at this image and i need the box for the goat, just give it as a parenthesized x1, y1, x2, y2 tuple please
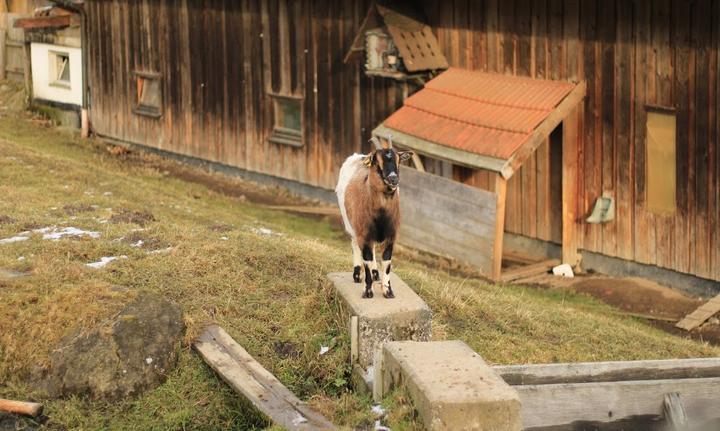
(335, 136, 413, 299)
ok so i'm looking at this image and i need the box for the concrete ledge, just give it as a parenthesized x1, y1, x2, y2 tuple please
(327, 272, 432, 387)
(377, 340, 521, 431)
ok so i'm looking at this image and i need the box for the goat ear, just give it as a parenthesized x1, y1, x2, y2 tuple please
(363, 153, 375, 167)
(399, 151, 414, 162)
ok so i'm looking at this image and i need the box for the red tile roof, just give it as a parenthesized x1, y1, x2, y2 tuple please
(382, 68, 577, 161)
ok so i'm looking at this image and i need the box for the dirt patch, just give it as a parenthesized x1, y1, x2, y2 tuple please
(273, 340, 300, 359)
(0, 215, 15, 225)
(109, 209, 156, 226)
(573, 277, 703, 319)
(209, 223, 234, 233)
(571, 276, 720, 345)
(63, 203, 95, 216)
(122, 232, 170, 252)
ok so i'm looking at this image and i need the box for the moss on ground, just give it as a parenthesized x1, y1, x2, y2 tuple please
(0, 84, 718, 430)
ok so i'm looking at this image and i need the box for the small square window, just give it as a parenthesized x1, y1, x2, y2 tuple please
(133, 71, 162, 118)
(49, 51, 71, 89)
(646, 109, 676, 214)
(269, 95, 303, 147)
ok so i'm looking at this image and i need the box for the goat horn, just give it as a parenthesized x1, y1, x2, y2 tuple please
(368, 137, 380, 149)
(386, 134, 393, 149)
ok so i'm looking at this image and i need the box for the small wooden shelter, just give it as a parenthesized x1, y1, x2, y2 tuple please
(374, 68, 586, 280)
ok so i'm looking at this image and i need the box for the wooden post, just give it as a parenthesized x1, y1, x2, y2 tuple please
(562, 107, 580, 266)
(21, 37, 31, 104)
(492, 174, 507, 281)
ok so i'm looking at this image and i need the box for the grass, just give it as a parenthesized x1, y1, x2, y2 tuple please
(0, 83, 718, 430)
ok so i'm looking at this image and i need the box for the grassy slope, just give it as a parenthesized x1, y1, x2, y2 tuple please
(0, 102, 718, 430)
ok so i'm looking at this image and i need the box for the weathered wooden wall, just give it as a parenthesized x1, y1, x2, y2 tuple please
(86, 0, 402, 192)
(85, 0, 719, 282)
(425, 0, 719, 282)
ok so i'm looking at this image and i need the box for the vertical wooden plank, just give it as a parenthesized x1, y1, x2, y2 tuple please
(711, 0, 720, 280)
(562, 107, 580, 266)
(599, 0, 616, 257)
(486, 0, 499, 73)
(673, 0, 691, 274)
(633, 0, 651, 265)
(493, 174, 508, 281)
(692, 0, 711, 278)
(615, 0, 634, 261)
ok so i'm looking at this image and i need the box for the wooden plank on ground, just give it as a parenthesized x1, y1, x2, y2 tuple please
(194, 325, 336, 431)
(494, 358, 720, 386)
(500, 259, 560, 283)
(676, 294, 720, 331)
(0, 399, 43, 417)
(515, 377, 720, 430)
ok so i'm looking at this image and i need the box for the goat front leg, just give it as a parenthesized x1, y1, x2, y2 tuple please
(371, 244, 380, 281)
(381, 242, 394, 298)
(351, 238, 362, 283)
(361, 243, 374, 298)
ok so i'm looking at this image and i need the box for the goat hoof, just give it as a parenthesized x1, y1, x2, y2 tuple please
(362, 289, 374, 299)
(383, 289, 395, 299)
(353, 266, 361, 283)
(372, 269, 380, 281)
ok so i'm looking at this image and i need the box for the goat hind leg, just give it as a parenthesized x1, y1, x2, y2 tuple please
(351, 238, 362, 283)
(361, 243, 374, 298)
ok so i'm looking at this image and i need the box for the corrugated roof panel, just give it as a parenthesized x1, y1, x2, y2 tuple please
(384, 107, 529, 159)
(380, 68, 578, 162)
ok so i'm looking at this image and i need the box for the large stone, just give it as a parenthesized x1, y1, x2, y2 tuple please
(377, 340, 522, 431)
(43, 292, 185, 400)
(327, 272, 432, 388)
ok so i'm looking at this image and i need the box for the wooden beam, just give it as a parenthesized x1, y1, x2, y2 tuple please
(515, 377, 720, 430)
(193, 325, 336, 431)
(494, 358, 720, 386)
(0, 399, 43, 417)
(373, 125, 508, 174)
(676, 293, 720, 331)
(500, 259, 561, 283)
(13, 15, 78, 29)
(501, 81, 587, 178)
(492, 174, 507, 281)
(561, 106, 580, 266)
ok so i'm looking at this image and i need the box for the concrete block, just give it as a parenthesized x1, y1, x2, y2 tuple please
(327, 272, 431, 385)
(377, 340, 522, 431)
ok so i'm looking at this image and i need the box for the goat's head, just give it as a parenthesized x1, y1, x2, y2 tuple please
(366, 136, 413, 192)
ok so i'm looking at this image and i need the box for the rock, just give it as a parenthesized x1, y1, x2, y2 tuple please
(43, 292, 184, 400)
(0, 413, 39, 431)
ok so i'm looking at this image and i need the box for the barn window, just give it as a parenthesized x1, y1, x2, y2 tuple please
(646, 109, 676, 214)
(133, 71, 162, 118)
(49, 51, 71, 89)
(269, 94, 303, 147)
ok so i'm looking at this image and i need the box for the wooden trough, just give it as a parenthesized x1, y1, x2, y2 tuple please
(493, 358, 720, 430)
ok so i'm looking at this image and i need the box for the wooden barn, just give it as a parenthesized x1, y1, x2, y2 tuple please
(79, 0, 719, 288)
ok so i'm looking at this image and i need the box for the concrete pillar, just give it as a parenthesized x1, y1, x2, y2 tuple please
(327, 272, 432, 390)
(377, 340, 522, 431)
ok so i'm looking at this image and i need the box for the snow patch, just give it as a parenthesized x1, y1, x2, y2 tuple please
(148, 247, 173, 255)
(40, 226, 100, 240)
(374, 420, 391, 431)
(291, 413, 308, 426)
(319, 346, 330, 355)
(0, 235, 29, 244)
(371, 405, 386, 418)
(86, 256, 127, 269)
